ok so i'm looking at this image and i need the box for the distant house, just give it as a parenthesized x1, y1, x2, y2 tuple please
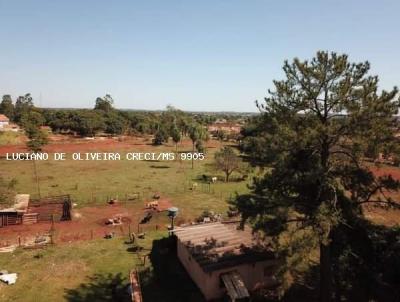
(174, 222, 278, 301)
(207, 123, 242, 135)
(0, 114, 10, 129)
(1, 122, 20, 132)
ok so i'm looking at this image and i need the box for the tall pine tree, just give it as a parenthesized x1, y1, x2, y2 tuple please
(233, 51, 400, 301)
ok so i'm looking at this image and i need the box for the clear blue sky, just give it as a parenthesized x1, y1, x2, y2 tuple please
(1, 0, 399, 112)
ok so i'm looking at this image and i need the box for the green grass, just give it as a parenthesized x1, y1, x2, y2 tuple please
(0, 131, 22, 146)
(0, 141, 252, 301)
(0, 230, 166, 302)
(0, 144, 250, 220)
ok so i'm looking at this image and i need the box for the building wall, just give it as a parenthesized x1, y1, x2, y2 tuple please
(0, 121, 9, 128)
(177, 239, 278, 301)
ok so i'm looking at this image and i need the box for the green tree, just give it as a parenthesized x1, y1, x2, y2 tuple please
(152, 131, 164, 145)
(0, 95, 14, 120)
(104, 112, 126, 135)
(0, 177, 17, 206)
(25, 126, 48, 153)
(20, 111, 45, 129)
(214, 146, 240, 182)
(75, 111, 105, 137)
(171, 126, 181, 152)
(23, 109, 49, 199)
(188, 123, 206, 168)
(15, 93, 34, 123)
(94, 94, 114, 112)
(233, 52, 400, 302)
(216, 130, 226, 141)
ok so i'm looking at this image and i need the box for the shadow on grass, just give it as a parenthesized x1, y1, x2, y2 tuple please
(140, 236, 206, 302)
(149, 165, 171, 169)
(64, 273, 130, 302)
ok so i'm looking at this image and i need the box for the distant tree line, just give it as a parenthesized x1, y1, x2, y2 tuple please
(0, 94, 246, 149)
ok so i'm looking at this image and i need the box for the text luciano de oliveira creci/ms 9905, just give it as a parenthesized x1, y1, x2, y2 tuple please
(5, 152, 205, 161)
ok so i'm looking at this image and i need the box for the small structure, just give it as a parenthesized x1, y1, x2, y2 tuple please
(174, 222, 278, 301)
(0, 194, 72, 228)
(0, 194, 30, 227)
(28, 195, 72, 222)
(0, 114, 9, 129)
(167, 207, 179, 230)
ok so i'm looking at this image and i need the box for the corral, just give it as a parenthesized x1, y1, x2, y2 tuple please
(0, 194, 71, 228)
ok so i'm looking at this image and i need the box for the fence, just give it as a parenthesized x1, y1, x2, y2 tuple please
(0, 217, 165, 248)
(62, 182, 235, 207)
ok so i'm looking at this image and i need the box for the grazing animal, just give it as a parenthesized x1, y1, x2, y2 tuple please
(146, 201, 159, 209)
(211, 177, 218, 183)
(140, 212, 153, 224)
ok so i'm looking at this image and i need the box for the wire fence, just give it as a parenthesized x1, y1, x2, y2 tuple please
(0, 221, 163, 249)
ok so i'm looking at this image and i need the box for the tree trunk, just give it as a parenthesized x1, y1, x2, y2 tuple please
(191, 141, 194, 169)
(33, 159, 41, 198)
(320, 241, 332, 302)
(225, 171, 230, 182)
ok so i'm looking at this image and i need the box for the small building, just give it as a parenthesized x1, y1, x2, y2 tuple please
(2, 122, 20, 132)
(0, 194, 72, 228)
(0, 194, 30, 227)
(0, 114, 10, 129)
(174, 222, 278, 301)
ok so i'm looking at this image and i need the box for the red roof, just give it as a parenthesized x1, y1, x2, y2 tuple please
(0, 114, 9, 122)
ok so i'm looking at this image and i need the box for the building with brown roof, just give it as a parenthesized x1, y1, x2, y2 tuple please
(174, 222, 278, 301)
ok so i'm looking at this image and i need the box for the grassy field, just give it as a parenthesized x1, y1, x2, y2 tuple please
(0, 138, 252, 301)
(0, 230, 170, 302)
(0, 132, 23, 146)
(0, 140, 251, 221)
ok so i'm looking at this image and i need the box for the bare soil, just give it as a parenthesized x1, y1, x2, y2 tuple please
(0, 200, 172, 246)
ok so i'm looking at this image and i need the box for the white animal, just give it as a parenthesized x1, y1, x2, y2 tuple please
(211, 177, 217, 183)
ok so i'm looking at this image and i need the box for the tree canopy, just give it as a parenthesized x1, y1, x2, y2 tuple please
(0, 95, 14, 120)
(214, 146, 241, 182)
(233, 51, 400, 301)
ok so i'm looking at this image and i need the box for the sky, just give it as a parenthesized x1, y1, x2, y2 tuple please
(0, 0, 399, 112)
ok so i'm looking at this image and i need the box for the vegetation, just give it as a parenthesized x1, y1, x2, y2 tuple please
(0, 232, 165, 302)
(234, 51, 400, 301)
(2, 52, 400, 302)
(0, 95, 14, 120)
(0, 177, 17, 206)
(214, 146, 241, 182)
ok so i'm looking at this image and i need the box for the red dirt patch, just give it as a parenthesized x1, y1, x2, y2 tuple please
(0, 136, 222, 155)
(0, 202, 168, 246)
(368, 164, 400, 181)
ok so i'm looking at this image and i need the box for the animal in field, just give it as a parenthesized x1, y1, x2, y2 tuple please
(146, 200, 159, 209)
